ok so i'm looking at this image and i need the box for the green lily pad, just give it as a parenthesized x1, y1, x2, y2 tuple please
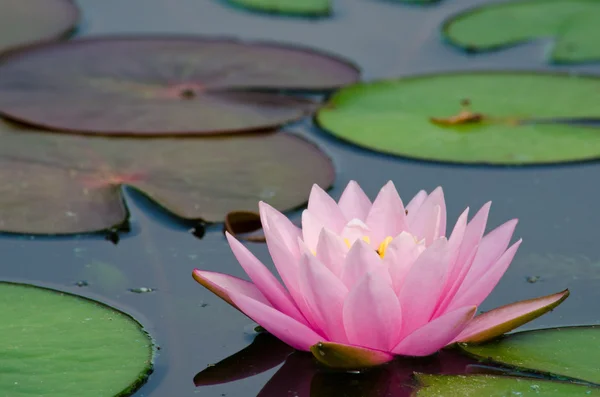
(442, 0, 600, 64)
(0, 121, 334, 234)
(414, 374, 600, 396)
(0, 0, 79, 55)
(0, 281, 153, 396)
(224, 0, 331, 16)
(316, 72, 600, 165)
(0, 36, 359, 135)
(459, 326, 600, 385)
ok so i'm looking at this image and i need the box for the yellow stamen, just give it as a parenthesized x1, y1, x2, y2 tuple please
(343, 236, 371, 248)
(377, 236, 394, 258)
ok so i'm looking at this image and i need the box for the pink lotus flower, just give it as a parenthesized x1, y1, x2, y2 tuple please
(193, 181, 569, 368)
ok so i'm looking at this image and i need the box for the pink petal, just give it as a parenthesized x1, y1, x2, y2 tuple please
(461, 218, 518, 288)
(433, 246, 478, 318)
(301, 210, 325, 252)
(340, 239, 387, 289)
(338, 180, 372, 222)
(448, 239, 522, 311)
(192, 269, 270, 309)
(406, 190, 428, 216)
(226, 232, 307, 325)
(408, 187, 446, 243)
(457, 202, 491, 266)
(315, 228, 348, 277)
(310, 342, 395, 369)
(230, 291, 324, 351)
(397, 238, 451, 339)
(340, 218, 372, 248)
(343, 271, 402, 351)
(454, 289, 570, 344)
(259, 201, 302, 256)
(392, 306, 476, 356)
(308, 184, 347, 233)
(383, 231, 426, 294)
(365, 181, 407, 245)
(299, 254, 349, 343)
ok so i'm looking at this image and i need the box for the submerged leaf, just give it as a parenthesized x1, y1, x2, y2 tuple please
(317, 72, 600, 165)
(0, 281, 153, 397)
(414, 374, 600, 396)
(0, 122, 334, 234)
(0, 36, 359, 135)
(443, 0, 600, 64)
(0, 0, 79, 54)
(460, 326, 600, 385)
(225, 0, 332, 16)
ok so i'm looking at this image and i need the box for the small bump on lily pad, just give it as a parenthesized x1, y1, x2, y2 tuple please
(459, 326, 600, 385)
(0, 36, 360, 135)
(224, 0, 332, 17)
(0, 122, 334, 234)
(442, 0, 600, 64)
(0, 281, 154, 397)
(317, 71, 600, 165)
(0, 0, 79, 55)
(413, 374, 600, 396)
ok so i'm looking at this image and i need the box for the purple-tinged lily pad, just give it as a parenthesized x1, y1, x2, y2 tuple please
(0, 121, 334, 234)
(0, 36, 360, 135)
(0, 0, 79, 55)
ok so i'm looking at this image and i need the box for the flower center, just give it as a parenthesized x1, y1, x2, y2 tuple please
(377, 236, 394, 258)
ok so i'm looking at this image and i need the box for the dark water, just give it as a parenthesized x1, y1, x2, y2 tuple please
(2, 0, 600, 396)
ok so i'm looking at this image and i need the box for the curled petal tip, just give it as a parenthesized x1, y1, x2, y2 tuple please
(310, 342, 395, 370)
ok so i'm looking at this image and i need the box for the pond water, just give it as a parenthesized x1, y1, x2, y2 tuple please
(2, 0, 600, 396)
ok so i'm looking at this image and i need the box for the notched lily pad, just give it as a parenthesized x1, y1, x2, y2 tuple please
(414, 374, 600, 396)
(317, 72, 600, 165)
(0, 281, 153, 397)
(224, 0, 332, 17)
(0, 122, 334, 234)
(443, 0, 600, 63)
(459, 326, 600, 385)
(0, 0, 79, 55)
(0, 36, 360, 135)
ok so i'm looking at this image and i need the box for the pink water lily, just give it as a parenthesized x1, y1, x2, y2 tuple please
(193, 181, 569, 368)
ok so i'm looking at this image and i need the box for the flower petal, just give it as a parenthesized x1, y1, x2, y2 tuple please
(230, 290, 324, 351)
(406, 190, 428, 216)
(299, 254, 349, 343)
(259, 201, 302, 256)
(384, 231, 426, 294)
(448, 239, 522, 311)
(226, 232, 307, 324)
(340, 239, 387, 288)
(392, 306, 476, 357)
(302, 210, 325, 252)
(310, 342, 394, 369)
(461, 218, 518, 287)
(454, 289, 570, 344)
(308, 184, 347, 233)
(397, 238, 451, 338)
(340, 218, 372, 248)
(315, 228, 348, 277)
(408, 187, 446, 243)
(338, 180, 372, 222)
(365, 181, 407, 244)
(343, 271, 402, 350)
(192, 269, 270, 309)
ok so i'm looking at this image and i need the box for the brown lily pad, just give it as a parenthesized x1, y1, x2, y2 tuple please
(0, 0, 79, 55)
(0, 36, 360, 136)
(0, 121, 334, 234)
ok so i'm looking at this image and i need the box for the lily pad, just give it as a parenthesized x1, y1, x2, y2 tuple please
(0, 121, 334, 234)
(459, 326, 600, 384)
(414, 374, 600, 396)
(442, 0, 600, 64)
(317, 72, 600, 165)
(224, 0, 332, 16)
(0, 281, 153, 396)
(0, 0, 79, 55)
(0, 36, 359, 135)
